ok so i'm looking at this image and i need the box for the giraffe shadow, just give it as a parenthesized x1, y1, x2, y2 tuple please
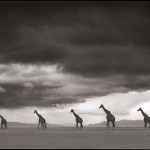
(105, 126, 116, 133)
(73, 129, 85, 135)
(36, 128, 47, 134)
(73, 127, 84, 133)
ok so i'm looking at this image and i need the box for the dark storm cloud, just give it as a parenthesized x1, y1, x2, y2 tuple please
(0, 83, 85, 108)
(0, 2, 150, 108)
(0, 2, 150, 76)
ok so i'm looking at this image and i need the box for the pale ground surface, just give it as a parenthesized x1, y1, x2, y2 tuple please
(0, 127, 150, 149)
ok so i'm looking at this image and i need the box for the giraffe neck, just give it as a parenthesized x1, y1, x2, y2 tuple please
(72, 111, 78, 118)
(0, 116, 4, 119)
(140, 109, 148, 118)
(102, 106, 110, 115)
(35, 112, 41, 118)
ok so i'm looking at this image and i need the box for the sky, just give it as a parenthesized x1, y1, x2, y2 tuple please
(0, 1, 150, 125)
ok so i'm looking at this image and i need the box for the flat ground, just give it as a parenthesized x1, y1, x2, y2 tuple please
(0, 127, 150, 149)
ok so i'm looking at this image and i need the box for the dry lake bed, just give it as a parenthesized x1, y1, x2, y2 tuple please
(0, 127, 150, 149)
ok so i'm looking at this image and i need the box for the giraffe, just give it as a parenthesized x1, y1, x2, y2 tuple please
(70, 109, 83, 129)
(0, 115, 7, 129)
(99, 104, 115, 129)
(137, 107, 150, 129)
(34, 110, 46, 130)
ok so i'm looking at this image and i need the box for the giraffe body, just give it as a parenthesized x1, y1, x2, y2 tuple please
(0, 115, 7, 129)
(137, 107, 150, 129)
(71, 109, 83, 129)
(34, 110, 46, 130)
(99, 104, 115, 129)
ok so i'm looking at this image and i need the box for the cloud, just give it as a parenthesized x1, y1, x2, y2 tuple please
(71, 90, 150, 119)
(0, 3, 150, 77)
(0, 63, 109, 108)
(0, 2, 150, 109)
(0, 63, 150, 108)
(0, 87, 6, 92)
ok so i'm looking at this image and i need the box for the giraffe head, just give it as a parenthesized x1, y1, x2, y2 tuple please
(99, 104, 104, 109)
(70, 109, 74, 113)
(34, 110, 37, 114)
(137, 107, 142, 111)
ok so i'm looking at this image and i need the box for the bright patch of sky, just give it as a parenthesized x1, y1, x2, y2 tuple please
(1, 90, 150, 125)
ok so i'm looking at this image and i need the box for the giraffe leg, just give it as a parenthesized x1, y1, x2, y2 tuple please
(107, 121, 110, 129)
(106, 123, 108, 129)
(148, 121, 150, 129)
(145, 122, 147, 129)
(5, 123, 7, 129)
(112, 122, 115, 128)
(81, 123, 83, 130)
(144, 122, 146, 128)
(76, 122, 78, 128)
(38, 121, 40, 130)
(113, 122, 115, 129)
(42, 123, 45, 130)
(43, 124, 45, 129)
(106, 121, 109, 128)
(5, 124, 8, 132)
(112, 122, 115, 129)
